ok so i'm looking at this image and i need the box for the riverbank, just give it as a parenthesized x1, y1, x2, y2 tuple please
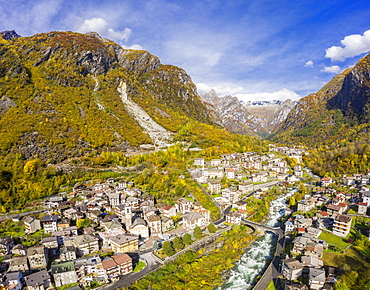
(218, 189, 295, 289)
(125, 224, 260, 290)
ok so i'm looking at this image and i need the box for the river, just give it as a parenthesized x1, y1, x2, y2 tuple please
(218, 189, 296, 289)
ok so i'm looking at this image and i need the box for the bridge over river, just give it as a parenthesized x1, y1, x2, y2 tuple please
(240, 219, 285, 290)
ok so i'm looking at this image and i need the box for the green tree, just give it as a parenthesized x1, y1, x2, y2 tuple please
(288, 196, 296, 207)
(182, 233, 193, 246)
(76, 218, 92, 229)
(162, 241, 175, 256)
(207, 223, 217, 233)
(172, 236, 184, 251)
(194, 226, 203, 240)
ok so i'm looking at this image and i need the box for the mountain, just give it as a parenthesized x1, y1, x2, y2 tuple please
(270, 53, 370, 146)
(201, 89, 258, 137)
(201, 90, 295, 137)
(0, 30, 218, 162)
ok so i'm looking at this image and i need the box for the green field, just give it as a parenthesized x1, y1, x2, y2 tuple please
(318, 231, 351, 252)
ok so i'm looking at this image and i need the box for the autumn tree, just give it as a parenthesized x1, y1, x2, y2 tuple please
(76, 218, 92, 229)
(207, 223, 217, 233)
(162, 241, 175, 256)
(172, 236, 184, 251)
(194, 226, 203, 240)
(182, 233, 193, 246)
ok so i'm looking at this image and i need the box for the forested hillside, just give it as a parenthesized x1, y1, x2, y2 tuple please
(270, 53, 370, 176)
(270, 53, 370, 148)
(0, 31, 215, 162)
(0, 30, 267, 210)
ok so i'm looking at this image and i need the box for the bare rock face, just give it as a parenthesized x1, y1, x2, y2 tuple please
(117, 50, 161, 75)
(201, 90, 296, 137)
(0, 96, 16, 114)
(0, 30, 21, 40)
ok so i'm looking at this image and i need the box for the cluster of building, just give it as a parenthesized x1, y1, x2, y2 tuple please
(282, 171, 370, 290)
(192, 149, 305, 223)
(2, 145, 367, 290)
(0, 178, 212, 290)
(193, 150, 303, 186)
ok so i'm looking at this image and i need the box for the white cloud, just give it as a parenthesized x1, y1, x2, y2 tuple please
(305, 60, 314, 67)
(167, 41, 223, 67)
(235, 88, 300, 102)
(76, 17, 132, 42)
(321, 65, 342, 74)
(325, 30, 370, 61)
(197, 84, 300, 102)
(196, 83, 244, 96)
(121, 44, 143, 50)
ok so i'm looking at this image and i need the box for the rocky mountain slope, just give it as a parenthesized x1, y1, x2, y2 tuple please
(201, 89, 295, 137)
(270, 53, 370, 146)
(0, 30, 215, 162)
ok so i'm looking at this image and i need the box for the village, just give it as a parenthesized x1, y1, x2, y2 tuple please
(0, 145, 369, 290)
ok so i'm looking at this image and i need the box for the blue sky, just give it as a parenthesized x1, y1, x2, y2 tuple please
(1, 0, 370, 101)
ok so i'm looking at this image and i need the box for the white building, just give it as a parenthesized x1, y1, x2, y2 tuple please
(182, 212, 209, 230)
(225, 168, 236, 179)
(282, 258, 303, 280)
(194, 158, 205, 166)
(363, 191, 370, 207)
(333, 214, 352, 237)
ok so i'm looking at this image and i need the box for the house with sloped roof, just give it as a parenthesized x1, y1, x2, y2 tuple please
(301, 255, 323, 268)
(357, 202, 368, 214)
(109, 234, 138, 254)
(309, 268, 326, 290)
(74, 255, 105, 284)
(304, 243, 324, 258)
(182, 212, 209, 230)
(59, 245, 77, 262)
(333, 214, 352, 237)
(27, 246, 48, 270)
(175, 198, 193, 214)
(101, 219, 124, 232)
(41, 215, 58, 233)
(51, 261, 78, 287)
(0, 236, 14, 255)
(9, 255, 29, 273)
(97, 228, 127, 250)
(23, 216, 41, 234)
(161, 216, 174, 232)
(11, 244, 27, 256)
(326, 204, 342, 217)
(3, 271, 23, 290)
(147, 214, 162, 236)
(129, 217, 149, 238)
(225, 212, 242, 224)
(70, 234, 99, 256)
(282, 258, 303, 280)
(102, 254, 132, 281)
(24, 269, 51, 290)
(162, 205, 176, 217)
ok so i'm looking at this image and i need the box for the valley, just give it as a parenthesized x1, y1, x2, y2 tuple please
(0, 28, 370, 290)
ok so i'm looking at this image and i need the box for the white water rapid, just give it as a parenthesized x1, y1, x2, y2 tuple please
(218, 189, 296, 289)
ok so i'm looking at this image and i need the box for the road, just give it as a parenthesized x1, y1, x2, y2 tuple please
(246, 180, 281, 198)
(0, 209, 45, 222)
